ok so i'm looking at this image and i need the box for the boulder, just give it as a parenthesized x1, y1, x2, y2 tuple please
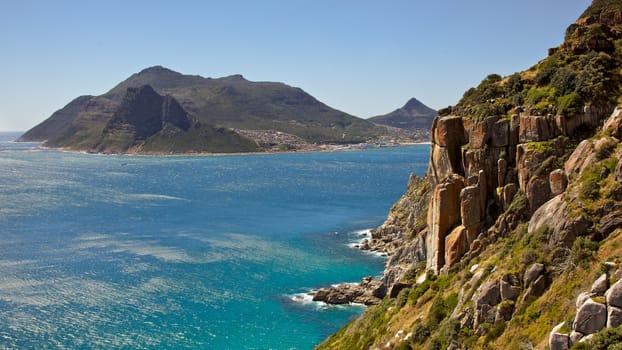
(495, 301, 515, 325)
(608, 305, 622, 328)
(521, 274, 549, 305)
(549, 322, 570, 350)
(527, 175, 553, 213)
(577, 292, 593, 310)
(606, 279, 622, 308)
(389, 282, 412, 298)
(530, 275, 549, 297)
(603, 107, 622, 138)
(598, 211, 622, 238)
(573, 298, 607, 335)
(474, 280, 501, 308)
(569, 331, 584, 346)
(361, 276, 387, 299)
(326, 292, 351, 304)
(579, 334, 594, 343)
(591, 274, 609, 295)
(528, 195, 589, 248)
(549, 169, 568, 196)
(475, 303, 497, 328)
(524, 263, 546, 287)
(445, 225, 468, 267)
(469, 238, 484, 258)
(500, 274, 521, 301)
(564, 140, 596, 180)
(312, 288, 330, 302)
(459, 310, 474, 329)
(616, 158, 622, 183)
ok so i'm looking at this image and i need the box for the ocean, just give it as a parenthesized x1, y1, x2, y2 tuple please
(0, 131, 429, 349)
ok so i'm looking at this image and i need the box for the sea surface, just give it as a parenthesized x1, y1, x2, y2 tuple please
(0, 131, 429, 349)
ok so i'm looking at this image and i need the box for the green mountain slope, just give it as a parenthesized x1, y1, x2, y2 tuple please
(368, 98, 437, 130)
(19, 66, 387, 151)
(318, 1, 622, 349)
(38, 85, 258, 154)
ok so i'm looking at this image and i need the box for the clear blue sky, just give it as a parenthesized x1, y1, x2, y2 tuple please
(0, 0, 592, 131)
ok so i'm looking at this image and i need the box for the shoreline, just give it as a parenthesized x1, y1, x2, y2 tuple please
(21, 141, 431, 158)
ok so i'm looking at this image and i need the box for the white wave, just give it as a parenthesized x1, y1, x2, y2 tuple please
(287, 291, 366, 310)
(126, 193, 187, 201)
(352, 228, 372, 237)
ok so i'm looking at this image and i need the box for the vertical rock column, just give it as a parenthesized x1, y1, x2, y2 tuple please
(427, 175, 464, 273)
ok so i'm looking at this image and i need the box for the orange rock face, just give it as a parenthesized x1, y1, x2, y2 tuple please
(426, 175, 465, 273)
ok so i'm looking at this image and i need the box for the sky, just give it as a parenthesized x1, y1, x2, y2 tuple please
(0, 0, 592, 131)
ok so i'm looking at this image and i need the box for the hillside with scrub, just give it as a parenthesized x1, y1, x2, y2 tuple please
(318, 1, 622, 349)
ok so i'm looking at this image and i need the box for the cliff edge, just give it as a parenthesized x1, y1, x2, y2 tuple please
(318, 0, 622, 348)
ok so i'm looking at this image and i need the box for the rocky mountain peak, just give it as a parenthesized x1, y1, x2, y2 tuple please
(368, 97, 437, 131)
(403, 97, 428, 111)
(105, 85, 190, 143)
(137, 65, 181, 76)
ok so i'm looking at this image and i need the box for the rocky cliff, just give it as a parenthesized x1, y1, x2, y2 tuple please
(318, 1, 622, 348)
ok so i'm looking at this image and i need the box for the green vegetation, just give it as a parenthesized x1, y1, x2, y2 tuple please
(571, 325, 622, 349)
(447, 1, 622, 121)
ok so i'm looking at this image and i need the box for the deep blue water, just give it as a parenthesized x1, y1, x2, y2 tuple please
(0, 131, 429, 349)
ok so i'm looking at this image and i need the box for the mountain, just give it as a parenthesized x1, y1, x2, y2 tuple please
(368, 98, 437, 130)
(20, 66, 386, 153)
(319, 1, 622, 349)
(33, 85, 258, 154)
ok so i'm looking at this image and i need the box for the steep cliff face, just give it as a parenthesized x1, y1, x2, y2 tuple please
(319, 1, 622, 349)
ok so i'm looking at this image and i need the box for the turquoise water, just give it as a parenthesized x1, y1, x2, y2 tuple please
(0, 132, 429, 349)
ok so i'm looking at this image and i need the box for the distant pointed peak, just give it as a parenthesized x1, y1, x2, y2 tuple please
(404, 97, 424, 109)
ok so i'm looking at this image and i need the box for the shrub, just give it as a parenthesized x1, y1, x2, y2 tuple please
(579, 164, 603, 200)
(595, 139, 617, 160)
(572, 324, 622, 349)
(551, 68, 578, 96)
(411, 319, 430, 345)
(485, 321, 507, 343)
(570, 237, 599, 269)
(426, 293, 459, 329)
(397, 288, 411, 308)
(557, 93, 583, 118)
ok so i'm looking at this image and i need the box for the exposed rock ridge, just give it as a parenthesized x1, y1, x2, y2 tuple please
(105, 85, 190, 142)
(315, 106, 617, 305)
